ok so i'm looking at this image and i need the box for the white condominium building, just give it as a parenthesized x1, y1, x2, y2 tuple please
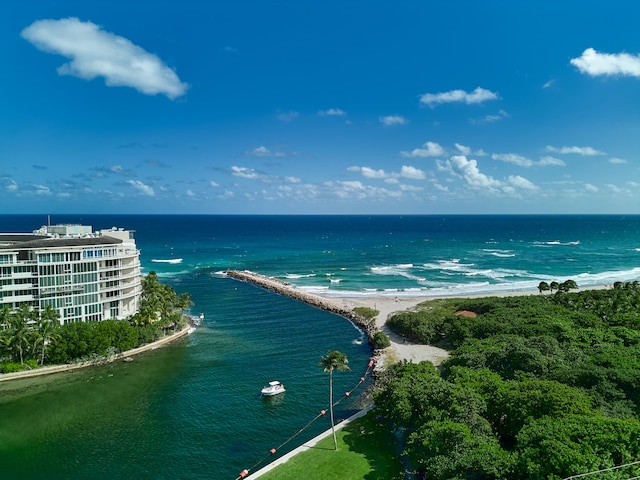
(0, 224, 141, 324)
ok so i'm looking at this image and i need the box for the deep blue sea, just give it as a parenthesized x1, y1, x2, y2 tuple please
(2, 214, 640, 479)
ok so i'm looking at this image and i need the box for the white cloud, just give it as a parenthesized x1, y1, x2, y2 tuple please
(400, 165, 426, 180)
(34, 184, 52, 195)
(186, 189, 195, 197)
(348, 165, 426, 181)
(419, 87, 498, 107)
(454, 143, 487, 157)
(543, 79, 555, 89)
(4, 178, 18, 191)
(379, 115, 407, 126)
(210, 181, 220, 187)
(584, 183, 599, 192)
(318, 108, 346, 116)
(21, 17, 188, 99)
(126, 179, 155, 196)
(285, 176, 302, 183)
(609, 157, 628, 164)
(492, 153, 565, 167)
(401, 141, 445, 158)
(546, 145, 605, 156)
(538, 156, 566, 167)
(438, 155, 536, 195)
(231, 166, 262, 180)
(455, 143, 471, 155)
(247, 146, 288, 158)
(570, 48, 640, 78)
(506, 175, 536, 190)
(471, 109, 509, 124)
(492, 153, 534, 167)
(355, 166, 387, 179)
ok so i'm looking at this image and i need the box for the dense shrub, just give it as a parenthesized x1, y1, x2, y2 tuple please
(371, 331, 391, 349)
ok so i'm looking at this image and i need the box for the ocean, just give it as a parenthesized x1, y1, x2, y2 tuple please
(1, 214, 640, 479)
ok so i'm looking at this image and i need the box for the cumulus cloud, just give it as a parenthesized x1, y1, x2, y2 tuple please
(401, 141, 445, 158)
(379, 115, 407, 126)
(318, 108, 346, 116)
(126, 179, 155, 196)
(546, 145, 605, 156)
(492, 153, 565, 167)
(34, 184, 52, 195)
(21, 17, 188, 99)
(419, 87, 498, 107)
(400, 165, 426, 180)
(584, 183, 599, 193)
(570, 48, 640, 78)
(438, 155, 536, 195)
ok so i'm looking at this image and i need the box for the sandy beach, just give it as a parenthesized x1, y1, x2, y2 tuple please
(334, 284, 611, 369)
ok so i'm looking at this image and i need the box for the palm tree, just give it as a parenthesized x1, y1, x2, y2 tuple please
(35, 306, 61, 365)
(319, 350, 350, 450)
(538, 281, 550, 294)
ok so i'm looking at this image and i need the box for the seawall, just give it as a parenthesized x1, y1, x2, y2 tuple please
(225, 270, 378, 340)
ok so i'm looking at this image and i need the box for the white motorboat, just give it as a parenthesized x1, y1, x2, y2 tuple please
(261, 381, 286, 396)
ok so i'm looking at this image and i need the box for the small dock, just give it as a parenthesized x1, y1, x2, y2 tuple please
(224, 270, 377, 340)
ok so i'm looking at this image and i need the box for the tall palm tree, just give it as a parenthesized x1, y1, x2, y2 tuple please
(319, 350, 350, 450)
(35, 306, 61, 365)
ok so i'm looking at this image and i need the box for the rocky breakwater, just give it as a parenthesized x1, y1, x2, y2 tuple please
(225, 270, 378, 341)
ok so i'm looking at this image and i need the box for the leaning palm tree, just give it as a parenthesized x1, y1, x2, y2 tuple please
(319, 350, 350, 450)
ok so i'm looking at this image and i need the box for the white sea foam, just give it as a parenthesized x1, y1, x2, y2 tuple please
(482, 249, 516, 258)
(151, 258, 183, 264)
(285, 273, 316, 279)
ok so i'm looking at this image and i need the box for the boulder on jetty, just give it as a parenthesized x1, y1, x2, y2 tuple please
(225, 270, 378, 341)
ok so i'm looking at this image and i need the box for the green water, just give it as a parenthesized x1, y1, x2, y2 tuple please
(0, 276, 373, 479)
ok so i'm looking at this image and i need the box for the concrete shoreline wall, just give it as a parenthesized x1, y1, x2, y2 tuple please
(225, 270, 378, 341)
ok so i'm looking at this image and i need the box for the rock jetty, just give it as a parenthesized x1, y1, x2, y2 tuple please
(225, 270, 378, 341)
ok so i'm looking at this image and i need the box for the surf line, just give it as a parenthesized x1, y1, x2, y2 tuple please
(225, 270, 377, 341)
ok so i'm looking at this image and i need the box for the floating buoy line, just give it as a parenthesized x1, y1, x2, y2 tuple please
(235, 356, 378, 479)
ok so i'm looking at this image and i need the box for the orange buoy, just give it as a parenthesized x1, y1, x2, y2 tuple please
(239, 469, 249, 478)
(345, 391, 350, 397)
(321, 409, 326, 415)
(270, 448, 277, 455)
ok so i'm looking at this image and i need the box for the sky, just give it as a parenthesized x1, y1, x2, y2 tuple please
(1, 1, 639, 215)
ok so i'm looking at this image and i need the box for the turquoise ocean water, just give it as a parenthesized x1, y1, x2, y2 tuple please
(2, 214, 640, 479)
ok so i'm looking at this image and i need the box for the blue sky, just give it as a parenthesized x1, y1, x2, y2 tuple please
(1, 1, 639, 214)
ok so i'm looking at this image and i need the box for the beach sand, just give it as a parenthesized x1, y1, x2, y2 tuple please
(335, 285, 611, 369)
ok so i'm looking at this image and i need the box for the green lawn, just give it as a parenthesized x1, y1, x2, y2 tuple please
(255, 411, 403, 480)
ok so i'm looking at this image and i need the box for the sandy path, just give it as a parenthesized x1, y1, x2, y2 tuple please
(339, 296, 450, 368)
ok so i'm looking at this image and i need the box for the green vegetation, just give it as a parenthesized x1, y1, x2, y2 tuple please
(371, 331, 391, 349)
(258, 411, 403, 480)
(0, 272, 191, 371)
(353, 306, 379, 320)
(378, 286, 640, 479)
